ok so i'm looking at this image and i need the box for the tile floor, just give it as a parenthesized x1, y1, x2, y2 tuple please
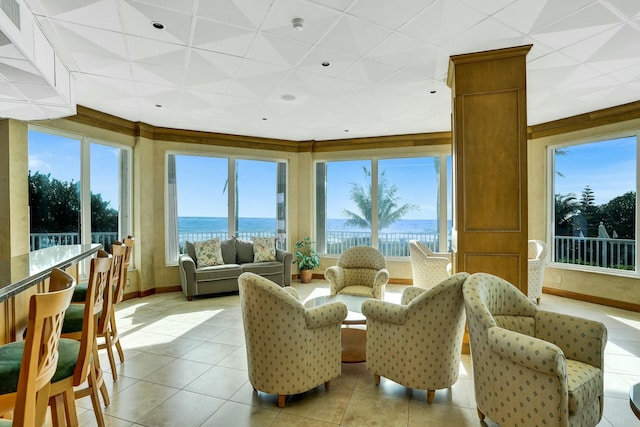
(64, 280, 640, 426)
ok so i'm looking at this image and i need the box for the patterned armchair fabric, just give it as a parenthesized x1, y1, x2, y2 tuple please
(362, 273, 469, 403)
(463, 272, 607, 427)
(528, 239, 548, 303)
(238, 272, 347, 407)
(324, 246, 389, 299)
(408, 239, 452, 289)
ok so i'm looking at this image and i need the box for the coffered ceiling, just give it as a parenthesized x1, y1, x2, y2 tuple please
(18, 0, 640, 140)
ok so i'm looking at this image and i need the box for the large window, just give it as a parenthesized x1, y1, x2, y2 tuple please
(28, 128, 132, 253)
(166, 154, 287, 264)
(316, 156, 451, 257)
(551, 135, 637, 272)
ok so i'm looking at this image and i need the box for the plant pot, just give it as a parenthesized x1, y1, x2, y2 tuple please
(299, 269, 313, 283)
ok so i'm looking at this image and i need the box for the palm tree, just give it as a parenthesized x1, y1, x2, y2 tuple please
(555, 192, 579, 236)
(343, 167, 418, 229)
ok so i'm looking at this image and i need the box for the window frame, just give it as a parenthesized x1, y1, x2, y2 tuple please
(165, 151, 289, 266)
(28, 125, 133, 274)
(547, 130, 639, 276)
(313, 152, 451, 259)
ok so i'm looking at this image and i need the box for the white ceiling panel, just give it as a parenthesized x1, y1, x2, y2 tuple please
(5, 0, 637, 140)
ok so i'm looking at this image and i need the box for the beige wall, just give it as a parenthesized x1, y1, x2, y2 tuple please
(5, 108, 639, 306)
(528, 117, 640, 305)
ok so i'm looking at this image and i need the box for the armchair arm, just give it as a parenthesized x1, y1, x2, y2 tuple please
(372, 268, 389, 299)
(276, 249, 293, 287)
(324, 266, 345, 295)
(178, 254, 197, 296)
(535, 310, 607, 368)
(362, 299, 408, 325)
(488, 326, 567, 377)
(283, 286, 299, 300)
(305, 302, 348, 329)
(401, 286, 426, 305)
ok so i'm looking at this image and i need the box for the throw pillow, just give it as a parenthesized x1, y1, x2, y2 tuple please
(252, 237, 276, 262)
(194, 238, 224, 267)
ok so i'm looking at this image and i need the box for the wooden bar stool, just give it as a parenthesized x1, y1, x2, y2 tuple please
(108, 236, 134, 365)
(97, 243, 126, 381)
(0, 268, 75, 426)
(48, 252, 112, 427)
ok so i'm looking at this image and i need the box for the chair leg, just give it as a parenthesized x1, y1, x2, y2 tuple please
(477, 407, 485, 420)
(92, 345, 110, 407)
(536, 297, 541, 304)
(86, 368, 106, 427)
(324, 381, 331, 390)
(427, 389, 435, 403)
(110, 308, 125, 363)
(62, 387, 79, 427)
(374, 374, 380, 385)
(103, 329, 118, 381)
(277, 394, 286, 408)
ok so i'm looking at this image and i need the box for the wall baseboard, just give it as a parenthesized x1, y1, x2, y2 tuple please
(543, 287, 640, 312)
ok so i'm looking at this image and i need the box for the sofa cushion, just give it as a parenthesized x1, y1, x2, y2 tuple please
(193, 238, 225, 267)
(235, 239, 254, 264)
(220, 238, 237, 265)
(186, 241, 197, 265)
(252, 237, 276, 262)
(242, 261, 283, 277)
(195, 264, 243, 281)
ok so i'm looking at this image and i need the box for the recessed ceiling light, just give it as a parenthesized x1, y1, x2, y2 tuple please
(151, 21, 165, 30)
(262, 117, 267, 121)
(155, 104, 162, 108)
(322, 61, 330, 67)
(292, 17, 304, 31)
(281, 94, 296, 101)
(430, 90, 437, 94)
(344, 129, 350, 133)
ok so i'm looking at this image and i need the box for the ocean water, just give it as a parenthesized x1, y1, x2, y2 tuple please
(178, 217, 446, 234)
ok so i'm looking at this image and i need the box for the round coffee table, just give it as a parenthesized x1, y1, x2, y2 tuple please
(630, 383, 640, 419)
(305, 294, 369, 363)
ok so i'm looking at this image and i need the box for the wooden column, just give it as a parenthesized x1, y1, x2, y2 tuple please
(447, 45, 531, 293)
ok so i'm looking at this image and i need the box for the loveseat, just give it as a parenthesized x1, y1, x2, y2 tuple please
(178, 237, 293, 300)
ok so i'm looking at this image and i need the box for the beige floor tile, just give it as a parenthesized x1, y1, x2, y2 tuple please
(408, 402, 490, 427)
(185, 365, 249, 399)
(341, 390, 409, 427)
(271, 412, 340, 427)
(281, 385, 352, 424)
(200, 400, 279, 427)
(105, 287, 640, 426)
(112, 351, 175, 380)
(135, 390, 225, 427)
(217, 346, 249, 370)
(142, 358, 213, 388)
(180, 341, 240, 364)
(76, 410, 136, 427)
(103, 380, 178, 422)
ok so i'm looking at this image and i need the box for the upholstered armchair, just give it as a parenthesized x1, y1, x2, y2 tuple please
(324, 246, 389, 299)
(463, 272, 607, 427)
(528, 239, 548, 303)
(408, 239, 451, 289)
(362, 272, 469, 403)
(238, 272, 347, 408)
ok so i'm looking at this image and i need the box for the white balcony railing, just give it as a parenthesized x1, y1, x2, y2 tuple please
(554, 235, 636, 270)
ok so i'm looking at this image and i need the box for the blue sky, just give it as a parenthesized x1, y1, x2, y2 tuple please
(28, 130, 637, 220)
(554, 136, 636, 205)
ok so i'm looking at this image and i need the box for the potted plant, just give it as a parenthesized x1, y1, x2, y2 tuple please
(294, 237, 320, 283)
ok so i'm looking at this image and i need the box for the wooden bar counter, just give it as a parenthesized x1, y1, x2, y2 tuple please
(0, 244, 102, 344)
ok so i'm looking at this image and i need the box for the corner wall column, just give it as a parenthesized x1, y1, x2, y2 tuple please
(447, 45, 531, 293)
